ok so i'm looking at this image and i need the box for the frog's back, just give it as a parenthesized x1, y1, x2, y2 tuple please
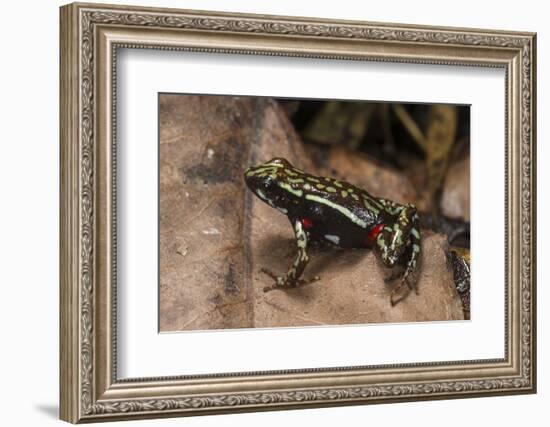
(288, 171, 385, 246)
(301, 172, 382, 215)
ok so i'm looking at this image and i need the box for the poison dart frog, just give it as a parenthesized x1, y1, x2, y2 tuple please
(244, 158, 421, 306)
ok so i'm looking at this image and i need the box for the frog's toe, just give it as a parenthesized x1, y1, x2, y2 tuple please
(260, 267, 279, 281)
(260, 268, 285, 291)
(389, 283, 408, 306)
(390, 288, 404, 307)
(262, 277, 287, 292)
(301, 275, 321, 286)
(390, 294, 398, 307)
(261, 268, 296, 289)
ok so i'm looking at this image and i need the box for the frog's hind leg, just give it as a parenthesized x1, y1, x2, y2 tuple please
(402, 209, 421, 294)
(375, 202, 421, 305)
(261, 219, 320, 292)
(375, 201, 417, 266)
(389, 211, 421, 306)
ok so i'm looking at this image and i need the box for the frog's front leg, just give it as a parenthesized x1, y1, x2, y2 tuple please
(261, 219, 319, 292)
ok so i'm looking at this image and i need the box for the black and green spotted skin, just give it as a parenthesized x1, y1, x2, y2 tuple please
(244, 158, 421, 304)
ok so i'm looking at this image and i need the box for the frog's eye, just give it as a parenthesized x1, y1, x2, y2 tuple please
(262, 177, 275, 190)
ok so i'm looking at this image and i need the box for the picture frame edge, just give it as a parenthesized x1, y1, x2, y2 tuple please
(59, 2, 536, 423)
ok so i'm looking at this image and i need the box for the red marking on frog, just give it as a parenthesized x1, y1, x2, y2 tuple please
(366, 223, 385, 247)
(301, 218, 314, 229)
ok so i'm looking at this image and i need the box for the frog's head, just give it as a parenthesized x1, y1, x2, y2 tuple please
(374, 225, 406, 267)
(244, 158, 298, 214)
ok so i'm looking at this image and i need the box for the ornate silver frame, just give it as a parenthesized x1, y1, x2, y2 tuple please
(60, 2, 536, 423)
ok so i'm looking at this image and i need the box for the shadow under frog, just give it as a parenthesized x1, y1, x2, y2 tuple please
(256, 234, 367, 280)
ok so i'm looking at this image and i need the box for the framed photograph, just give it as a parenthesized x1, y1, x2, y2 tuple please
(60, 2, 536, 423)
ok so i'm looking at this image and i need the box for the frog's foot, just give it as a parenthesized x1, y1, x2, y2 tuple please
(260, 268, 320, 292)
(385, 268, 418, 293)
(389, 271, 420, 305)
(263, 283, 281, 293)
(259, 268, 282, 290)
(402, 267, 420, 295)
(409, 279, 419, 295)
(390, 280, 411, 307)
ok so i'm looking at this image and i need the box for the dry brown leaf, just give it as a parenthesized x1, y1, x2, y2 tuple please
(159, 95, 464, 332)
